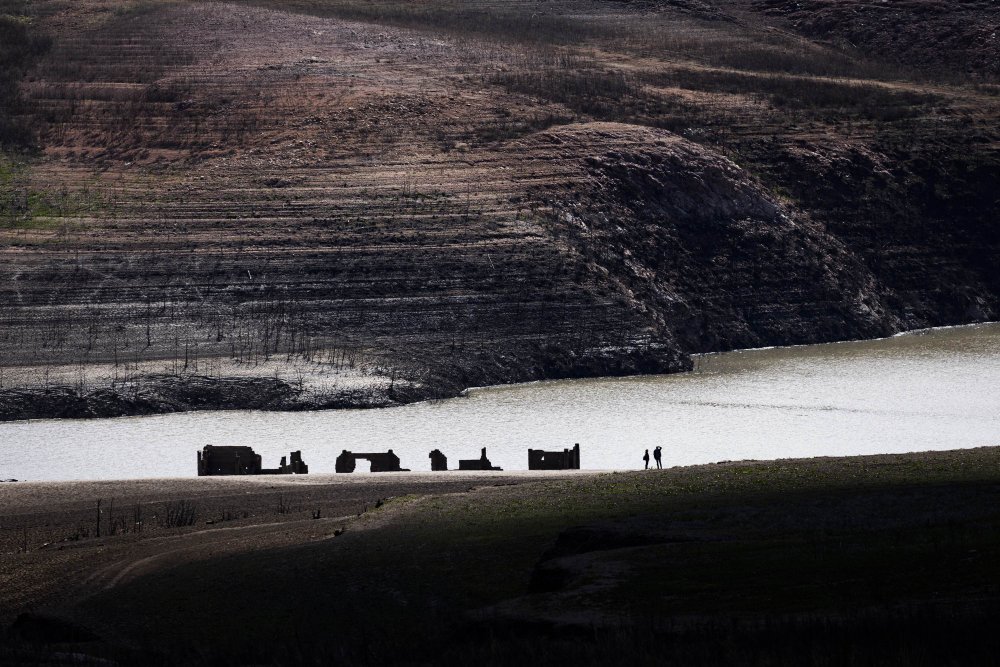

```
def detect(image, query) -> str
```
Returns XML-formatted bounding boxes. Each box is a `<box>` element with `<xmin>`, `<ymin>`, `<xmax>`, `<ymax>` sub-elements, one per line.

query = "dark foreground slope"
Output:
<box><xmin>1</xmin><ymin>0</ymin><xmax>998</xmax><ymax>419</ymax></box>
<box><xmin>3</xmin><ymin>448</ymin><xmax>999</xmax><ymax>665</ymax></box>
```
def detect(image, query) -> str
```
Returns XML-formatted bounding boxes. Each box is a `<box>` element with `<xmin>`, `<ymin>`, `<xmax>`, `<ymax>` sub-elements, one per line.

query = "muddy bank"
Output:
<box><xmin>0</xmin><ymin>337</ymin><xmax>688</xmax><ymax>420</ymax></box>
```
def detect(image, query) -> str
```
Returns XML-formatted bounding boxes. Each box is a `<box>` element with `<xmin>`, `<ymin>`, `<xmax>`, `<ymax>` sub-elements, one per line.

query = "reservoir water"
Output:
<box><xmin>1</xmin><ymin>323</ymin><xmax>998</xmax><ymax>481</ymax></box>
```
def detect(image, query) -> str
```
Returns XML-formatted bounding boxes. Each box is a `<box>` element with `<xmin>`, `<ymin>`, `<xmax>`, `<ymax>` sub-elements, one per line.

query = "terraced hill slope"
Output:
<box><xmin>1</xmin><ymin>0</ymin><xmax>998</xmax><ymax>418</ymax></box>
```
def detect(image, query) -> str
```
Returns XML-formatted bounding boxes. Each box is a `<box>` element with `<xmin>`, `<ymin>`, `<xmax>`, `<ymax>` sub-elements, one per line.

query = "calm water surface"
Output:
<box><xmin>1</xmin><ymin>323</ymin><xmax>998</xmax><ymax>481</ymax></box>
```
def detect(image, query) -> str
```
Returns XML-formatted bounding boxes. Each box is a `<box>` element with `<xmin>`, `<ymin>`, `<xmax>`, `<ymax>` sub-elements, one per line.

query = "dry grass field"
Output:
<box><xmin>0</xmin><ymin>0</ymin><xmax>997</xmax><ymax>419</ymax></box>
<box><xmin>2</xmin><ymin>448</ymin><xmax>999</xmax><ymax>664</ymax></box>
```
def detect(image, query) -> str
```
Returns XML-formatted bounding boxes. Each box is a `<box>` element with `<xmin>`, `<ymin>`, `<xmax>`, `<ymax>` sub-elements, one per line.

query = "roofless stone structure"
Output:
<box><xmin>197</xmin><ymin>445</ymin><xmax>308</xmax><ymax>476</ymax></box>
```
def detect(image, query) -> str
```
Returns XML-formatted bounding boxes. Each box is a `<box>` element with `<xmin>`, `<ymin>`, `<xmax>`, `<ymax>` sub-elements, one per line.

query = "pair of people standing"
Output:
<box><xmin>642</xmin><ymin>446</ymin><xmax>662</xmax><ymax>469</ymax></box>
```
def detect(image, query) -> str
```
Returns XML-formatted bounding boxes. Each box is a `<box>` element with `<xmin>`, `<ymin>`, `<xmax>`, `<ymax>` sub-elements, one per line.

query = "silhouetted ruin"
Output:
<box><xmin>336</xmin><ymin>449</ymin><xmax>409</xmax><ymax>473</ymax></box>
<box><xmin>528</xmin><ymin>443</ymin><xmax>581</xmax><ymax>470</ymax></box>
<box><xmin>198</xmin><ymin>445</ymin><xmax>260</xmax><ymax>475</ymax></box>
<box><xmin>458</xmin><ymin>447</ymin><xmax>502</xmax><ymax>471</ymax></box>
<box><xmin>197</xmin><ymin>445</ymin><xmax>308</xmax><ymax>476</ymax></box>
<box><xmin>429</xmin><ymin>449</ymin><xmax>448</xmax><ymax>471</ymax></box>
<box><xmin>271</xmin><ymin>450</ymin><xmax>308</xmax><ymax>475</ymax></box>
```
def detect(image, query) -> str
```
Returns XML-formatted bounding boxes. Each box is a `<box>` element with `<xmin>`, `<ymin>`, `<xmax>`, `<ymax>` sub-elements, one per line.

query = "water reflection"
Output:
<box><xmin>1</xmin><ymin>323</ymin><xmax>998</xmax><ymax>481</ymax></box>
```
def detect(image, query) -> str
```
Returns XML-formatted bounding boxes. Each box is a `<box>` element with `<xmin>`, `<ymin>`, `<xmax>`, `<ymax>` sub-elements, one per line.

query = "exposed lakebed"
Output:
<box><xmin>1</xmin><ymin>323</ymin><xmax>997</xmax><ymax>481</ymax></box>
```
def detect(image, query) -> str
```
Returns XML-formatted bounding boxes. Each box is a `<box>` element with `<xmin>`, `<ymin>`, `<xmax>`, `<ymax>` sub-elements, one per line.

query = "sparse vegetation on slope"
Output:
<box><xmin>0</xmin><ymin>0</ymin><xmax>997</xmax><ymax>419</ymax></box>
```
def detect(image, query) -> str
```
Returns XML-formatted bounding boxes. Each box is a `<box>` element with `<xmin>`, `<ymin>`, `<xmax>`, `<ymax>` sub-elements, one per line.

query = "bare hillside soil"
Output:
<box><xmin>0</xmin><ymin>0</ymin><xmax>998</xmax><ymax>419</ymax></box>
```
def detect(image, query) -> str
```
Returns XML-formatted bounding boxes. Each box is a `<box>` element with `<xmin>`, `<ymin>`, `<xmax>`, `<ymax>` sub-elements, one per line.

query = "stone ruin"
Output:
<box><xmin>429</xmin><ymin>449</ymin><xmax>448</xmax><ymax>471</ymax></box>
<box><xmin>336</xmin><ymin>449</ymin><xmax>409</xmax><ymax>473</ymax></box>
<box><xmin>272</xmin><ymin>450</ymin><xmax>308</xmax><ymax>475</ymax></box>
<box><xmin>528</xmin><ymin>443</ymin><xmax>581</xmax><ymax>470</ymax></box>
<box><xmin>198</xmin><ymin>445</ymin><xmax>260</xmax><ymax>475</ymax></box>
<box><xmin>194</xmin><ymin>444</ymin><xmax>578</xmax><ymax>475</ymax></box>
<box><xmin>427</xmin><ymin>447</ymin><xmax>502</xmax><ymax>471</ymax></box>
<box><xmin>458</xmin><ymin>447</ymin><xmax>502</xmax><ymax>471</ymax></box>
<box><xmin>197</xmin><ymin>445</ymin><xmax>308</xmax><ymax>476</ymax></box>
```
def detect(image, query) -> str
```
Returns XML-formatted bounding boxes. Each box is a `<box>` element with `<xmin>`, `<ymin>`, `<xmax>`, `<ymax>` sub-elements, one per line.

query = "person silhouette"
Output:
<box><xmin>653</xmin><ymin>446</ymin><xmax>662</xmax><ymax>469</ymax></box>
<box><xmin>643</xmin><ymin>449</ymin><xmax>650</xmax><ymax>470</ymax></box>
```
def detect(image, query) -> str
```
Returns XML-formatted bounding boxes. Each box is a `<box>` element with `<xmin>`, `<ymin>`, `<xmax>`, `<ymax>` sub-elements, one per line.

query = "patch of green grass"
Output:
<box><xmin>26</xmin><ymin>186</ymin><xmax>104</xmax><ymax>219</ymax></box>
<box><xmin>0</xmin><ymin>153</ymin><xmax>29</xmax><ymax>223</ymax></box>
<box><xmin>1</xmin><ymin>153</ymin><xmax>105</xmax><ymax>229</ymax></box>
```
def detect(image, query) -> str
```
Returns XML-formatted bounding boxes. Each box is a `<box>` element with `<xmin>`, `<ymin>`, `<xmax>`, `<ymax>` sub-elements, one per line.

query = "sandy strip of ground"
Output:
<box><xmin>0</xmin><ymin>470</ymin><xmax>593</xmax><ymax>514</ymax></box>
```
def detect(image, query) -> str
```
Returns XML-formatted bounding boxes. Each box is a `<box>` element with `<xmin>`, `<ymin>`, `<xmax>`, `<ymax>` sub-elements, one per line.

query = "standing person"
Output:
<box><xmin>643</xmin><ymin>449</ymin><xmax>650</xmax><ymax>470</ymax></box>
<box><xmin>653</xmin><ymin>445</ymin><xmax>662</xmax><ymax>469</ymax></box>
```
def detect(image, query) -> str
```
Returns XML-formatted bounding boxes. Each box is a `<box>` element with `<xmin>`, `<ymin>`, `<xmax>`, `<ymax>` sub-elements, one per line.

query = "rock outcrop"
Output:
<box><xmin>526</xmin><ymin>123</ymin><xmax>902</xmax><ymax>352</ymax></box>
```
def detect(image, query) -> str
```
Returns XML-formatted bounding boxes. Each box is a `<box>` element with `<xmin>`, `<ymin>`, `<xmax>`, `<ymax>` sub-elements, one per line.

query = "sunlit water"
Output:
<box><xmin>1</xmin><ymin>323</ymin><xmax>998</xmax><ymax>481</ymax></box>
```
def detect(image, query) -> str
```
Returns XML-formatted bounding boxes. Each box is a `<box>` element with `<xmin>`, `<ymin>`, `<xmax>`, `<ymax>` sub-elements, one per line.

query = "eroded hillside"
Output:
<box><xmin>1</xmin><ymin>0</ymin><xmax>997</xmax><ymax>418</ymax></box>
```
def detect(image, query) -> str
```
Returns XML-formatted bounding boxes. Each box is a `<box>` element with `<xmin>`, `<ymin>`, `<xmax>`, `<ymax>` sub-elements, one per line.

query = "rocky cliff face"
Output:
<box><xmin>749</xmin><ymin>138</ymin><xmax>1000</xmax><ymax>329</ymax></box>
<box><xmin>529</xmin><ymin>123</ymin><xmax>904</xmax><ymax>353</ymax></box>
